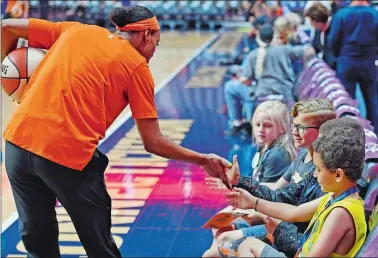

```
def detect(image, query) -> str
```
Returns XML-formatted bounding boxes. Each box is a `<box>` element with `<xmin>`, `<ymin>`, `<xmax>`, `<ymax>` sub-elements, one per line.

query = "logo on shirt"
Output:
<box><xmin>108</xmin><ymin>34</ymin><xmax>115</xmax><ymax>39</ymax></box>
<box><xmin>293</xmin><ymin>171</ymin><xmax>303</xmax><ymax>184</ymax></box>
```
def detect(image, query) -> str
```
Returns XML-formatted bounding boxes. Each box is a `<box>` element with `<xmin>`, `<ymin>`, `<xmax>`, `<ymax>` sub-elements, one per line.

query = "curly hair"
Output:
<box><xmin>313</xmin><ymin>118</ymin><xmax>365</xmax><ymax>181</ymax></box>
<box><xmin>109</xmin><ymin>5</ymin><xmax>154</xmax><ymax>27</ymax></box>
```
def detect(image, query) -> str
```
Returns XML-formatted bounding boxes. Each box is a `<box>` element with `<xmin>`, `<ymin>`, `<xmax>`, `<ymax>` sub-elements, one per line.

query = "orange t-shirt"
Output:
<box><xmin>276</xmin><ymin>7</ymin><xmax>283</xmax><ymax>17</ymax></box>
<box><xmin>3</xmin><ymin>18</ymin><xmax>158</xmax><ymax>171</ymax></box>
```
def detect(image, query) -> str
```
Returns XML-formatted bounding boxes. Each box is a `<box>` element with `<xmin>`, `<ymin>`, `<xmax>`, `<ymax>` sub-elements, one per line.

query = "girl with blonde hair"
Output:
<box><xmin>250</xmin><ymin>100</ymin><xmax>296</xmax><ymax>182</ymax></box>
<box><xmin>272</xmin><ymin>16</ymin><xmax>291</xmax><ymax>45</ymax></box>
<box><xmin>204</xmin><ymin>100</ymin><xmax>295</xmax><ymax>253</ymax></box>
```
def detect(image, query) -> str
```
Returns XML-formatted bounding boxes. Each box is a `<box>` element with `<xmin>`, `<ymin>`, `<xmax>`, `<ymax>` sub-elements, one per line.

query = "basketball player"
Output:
<box><xmin>1</xmin><ymin>6</ymin><xmax>232</xmax><ymax>257</ymax></box>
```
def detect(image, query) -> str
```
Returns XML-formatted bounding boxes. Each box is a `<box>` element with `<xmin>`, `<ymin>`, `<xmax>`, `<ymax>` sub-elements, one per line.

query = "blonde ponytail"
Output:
<box><xmin>255</xmin><ymin>34</ymin><xmax>268</xmax><ymax>79</ymax></box>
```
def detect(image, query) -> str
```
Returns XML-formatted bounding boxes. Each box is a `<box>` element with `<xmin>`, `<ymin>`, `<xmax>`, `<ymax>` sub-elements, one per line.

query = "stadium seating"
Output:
<box><xmin>22</xmin><ymin>1</ymin><xmax>339</xmax><ymax>32</ymax></box>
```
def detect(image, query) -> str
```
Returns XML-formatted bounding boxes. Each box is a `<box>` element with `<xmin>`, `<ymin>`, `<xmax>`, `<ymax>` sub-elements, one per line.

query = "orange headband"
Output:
<box><xmin>117</xmin><ymin>16</ymin><xmax>160</xmax><ymax>32</ymax></box>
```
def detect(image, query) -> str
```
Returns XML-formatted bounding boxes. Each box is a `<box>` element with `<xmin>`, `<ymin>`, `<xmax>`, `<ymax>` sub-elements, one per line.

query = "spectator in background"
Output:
<box><xmin>251</xmin><ymin>4</ymin><xmax>274</xmax><ymax>28</ymax></box>
<box><xmin>242</xmin><ymin>0</ymin><xmax>254</xmax><ymax>22</ymax></box>
<box><xmin>38</xmin><ymin>0</ymin><xmax>49</xmax><ymax>20</ymax></box>
<box><xmin>3</xmin><ymin>0</ymin><xmax>29</xmax><ymax>48</ymax></box>
<box><xmin>65</xmin><ymin>0</ymin><xmax>88</xmax><ymax>23</ymax></box>
<box><xmin>272</xmin><ymin>15</ymin><xmax>290</xmax><ymax>45</ymax></box>
<box><xmin>285</xmin><ymin>12</ymin><xmax>311</xmax><ymax>45</ymax></box>
<box><xmin>328</xmin><ymin>0</ymin><xmax>378</xmax><ymax>135</ymax></box>
<box><xmin>224</xmin><ymin>24</ymin><xmax>315</xmax><ymax>136</ymax></box>
<box><xmin>273</xmin><ymin>12</ymin><xmax>309</xmax><ymax>46</ymax></box>
<box><xmin>4</xmin><ymin>0</ymin><xmax>29</xmax><ymax>19</ymax></box>
<box><xmin>245</xmin><ymin>2</ymin><xmax>276</xmax><ymax>49</ymax></box>
<box><xmin>305</xmin><ymin>2</ymin><xmax>336</xmax><ymax>70</ymax></box>
<box><xmin>248</xmin><ymin>0</ymin><xmax>269</xmax><ymax>21</ymax></box>
<box><xmin>273</xmin><ymin>0</ymin><xmax>283</xmax><ymax>17</ymax></box>
<box><xmin>331</xmin><ymin>0</ymin><xmax>339</xmax><ymax>15</ymax></box>
<box><xmin>94</xmin><ymin>1</ymin><xmax>107</xmax><ymax>28</ymax></box>
<box><xmin>304</xmin><ymin>0</ymin><xmax>332</xmax><ymax>13</ymax></box>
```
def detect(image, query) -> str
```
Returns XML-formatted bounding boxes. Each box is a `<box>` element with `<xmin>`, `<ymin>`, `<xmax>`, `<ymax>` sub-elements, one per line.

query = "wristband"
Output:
<box><xmin>255</xmin><ymin>198</ymin><xmax>260</xmax><ymax>211</ymax></box>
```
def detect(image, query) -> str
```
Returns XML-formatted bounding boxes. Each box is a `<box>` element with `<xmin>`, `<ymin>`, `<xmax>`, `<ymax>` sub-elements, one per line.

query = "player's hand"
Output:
<box><xmin>201</xmin><ymin>154</ymin><xmax>232</xmax><ymax>189</ymax></box>
<box><xmin>226</xmin><ymin>187</ymin><xmax>256</xmax><ymax>210</ymax></box>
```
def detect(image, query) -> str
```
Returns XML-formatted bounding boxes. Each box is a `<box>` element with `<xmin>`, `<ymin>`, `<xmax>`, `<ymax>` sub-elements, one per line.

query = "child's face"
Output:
<box><xmin>313</xmin><ymin>151</ymin><xmax>338</xmax><ymax>192</ymax></box>
<box><xmin>291</xmin><ymin>113</ymin><xmax>320</xmax><ymax>149</ymax></box>
<box><xmin>252</xmin><ymin>111</ymin><xmax>280</xmax><ymax>146</ymax></box>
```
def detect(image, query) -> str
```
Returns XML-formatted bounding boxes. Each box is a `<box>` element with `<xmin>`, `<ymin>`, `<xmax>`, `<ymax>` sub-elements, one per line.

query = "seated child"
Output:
<box><xmin>205</xmin><ymin>100</ymin><xmax>295</xmax><ymax>248</ymax></box>
<box><xmin>223</xmin><ymin>117</ymin><xmax>367</xmax><ymax>257</ymax></box>
<box><xmin>204</xmin><ymin>98</ymin><xmax>336</xmax><ymax>257</ymax></box>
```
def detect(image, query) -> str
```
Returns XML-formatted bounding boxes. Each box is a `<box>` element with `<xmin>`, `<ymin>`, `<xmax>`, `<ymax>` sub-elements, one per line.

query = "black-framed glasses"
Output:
<box><xmin>291</xmin><ymin>123</ymin><xmax>320</xmax><ymax>134</ymax></box>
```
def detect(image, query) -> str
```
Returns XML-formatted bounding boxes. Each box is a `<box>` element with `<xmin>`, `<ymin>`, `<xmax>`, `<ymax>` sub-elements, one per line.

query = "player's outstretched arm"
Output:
<box><xmin>135</xmin><ymin>118</ymin><xmax>232</xmax><ymax>187</ymax></box>
<box><xmin>1</xmin><ymin>19</ymin><xmax>29</xmax><ymax>61</ymax></box>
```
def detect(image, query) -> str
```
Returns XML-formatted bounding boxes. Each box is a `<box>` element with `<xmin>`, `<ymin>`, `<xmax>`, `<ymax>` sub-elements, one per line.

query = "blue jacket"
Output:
<box><xmin>328</xmin><ymin>5</ymin><xmax>378</xmax><ymax>59</ymax></box>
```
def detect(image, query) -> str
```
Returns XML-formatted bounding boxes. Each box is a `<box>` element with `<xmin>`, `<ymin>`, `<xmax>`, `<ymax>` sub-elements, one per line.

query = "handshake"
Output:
<box><xmin>202</xmin><ymin>155</ymin><xmax>240</xmax><ymax>191</ymax></box>
<box><xmin>202</xmin><ymin>154</ymin><xmax>258</xmax><ymax>211</ymax></box>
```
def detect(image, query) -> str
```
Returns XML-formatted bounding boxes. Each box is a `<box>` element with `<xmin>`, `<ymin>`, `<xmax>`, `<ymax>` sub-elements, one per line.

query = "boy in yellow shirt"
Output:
<box><xmin>224</xmin><ymin>117</ymin><xmax>367</xmax><ymax>257</ymax></box>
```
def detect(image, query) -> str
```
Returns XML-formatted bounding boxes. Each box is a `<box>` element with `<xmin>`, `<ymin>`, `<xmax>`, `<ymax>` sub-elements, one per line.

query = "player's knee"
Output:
<box><xmin>216</xmin><ymin>232</ymin><xmax>232</xmax><ymax>244</ymax></box>
<box><xmin>214</xmin><ymin>225</ymin><xmax>235</xmax><ymax>241</ymax></box>
<box><xmin>202</xmin><ymin>248</ymin><xmax>220</xmax><ymax>258</ymax></box>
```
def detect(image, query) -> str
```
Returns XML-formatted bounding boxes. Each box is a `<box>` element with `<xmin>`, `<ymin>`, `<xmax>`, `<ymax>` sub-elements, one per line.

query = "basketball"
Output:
<box><xmin>1</xmin><ymin>47</ymin><xmax>46</xmax><ymax>103</ymax></box>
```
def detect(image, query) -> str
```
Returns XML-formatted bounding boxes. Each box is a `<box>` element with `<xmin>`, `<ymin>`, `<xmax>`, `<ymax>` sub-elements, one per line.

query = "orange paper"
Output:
<box><xmin>202</xmin><ymin>209</ymin><xmax>254</xmax><ymax>229</ymax></box>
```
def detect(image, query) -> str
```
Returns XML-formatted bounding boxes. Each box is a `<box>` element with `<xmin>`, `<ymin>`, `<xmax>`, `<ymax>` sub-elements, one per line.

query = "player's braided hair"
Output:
<box><xmin>109</xmin><ymin>5</ymin><xmax>154</xmax><ymax>27</ymax></box>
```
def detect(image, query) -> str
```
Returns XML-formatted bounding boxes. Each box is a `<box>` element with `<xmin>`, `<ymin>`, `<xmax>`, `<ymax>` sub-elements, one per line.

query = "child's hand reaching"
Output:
<box><xmin>226</xmin><ymin>187</ymin><xmax>256</xmax><ymax>210</ymax></box>
<box><xmin>205</xmin><ymin>177</ymin><xmax>229</xmax><ymax>190</ymax></box>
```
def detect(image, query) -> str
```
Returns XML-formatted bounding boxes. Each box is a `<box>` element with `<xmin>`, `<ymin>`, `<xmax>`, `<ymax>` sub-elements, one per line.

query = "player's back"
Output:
<box><xmin>26</xmin><ymin>23</ymin><xmax>147</xmax><ymax>125</ymax></box>
<box><xmin>42</xmin><ymin>23</ymin><xmax>145</xmax><ymax>90</ymax></box>
<box><xmin>4</xmin><ymin>22</ymin><xmax>148</xmax><ymax>170</ymax></box>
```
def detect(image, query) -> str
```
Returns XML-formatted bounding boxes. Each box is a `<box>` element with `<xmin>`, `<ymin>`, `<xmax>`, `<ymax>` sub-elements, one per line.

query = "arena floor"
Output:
<box><xmin>1</xmin><ymin>30</ymin><xmax>254</xmax><ymax>257</ymax></box>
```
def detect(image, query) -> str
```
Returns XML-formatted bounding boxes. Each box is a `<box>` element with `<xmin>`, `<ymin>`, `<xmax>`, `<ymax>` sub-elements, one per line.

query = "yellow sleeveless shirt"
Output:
<box><xmin>299</xmin><ymin>192</ymin><xmax>367</xmax><ymax>257</ymax></box>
